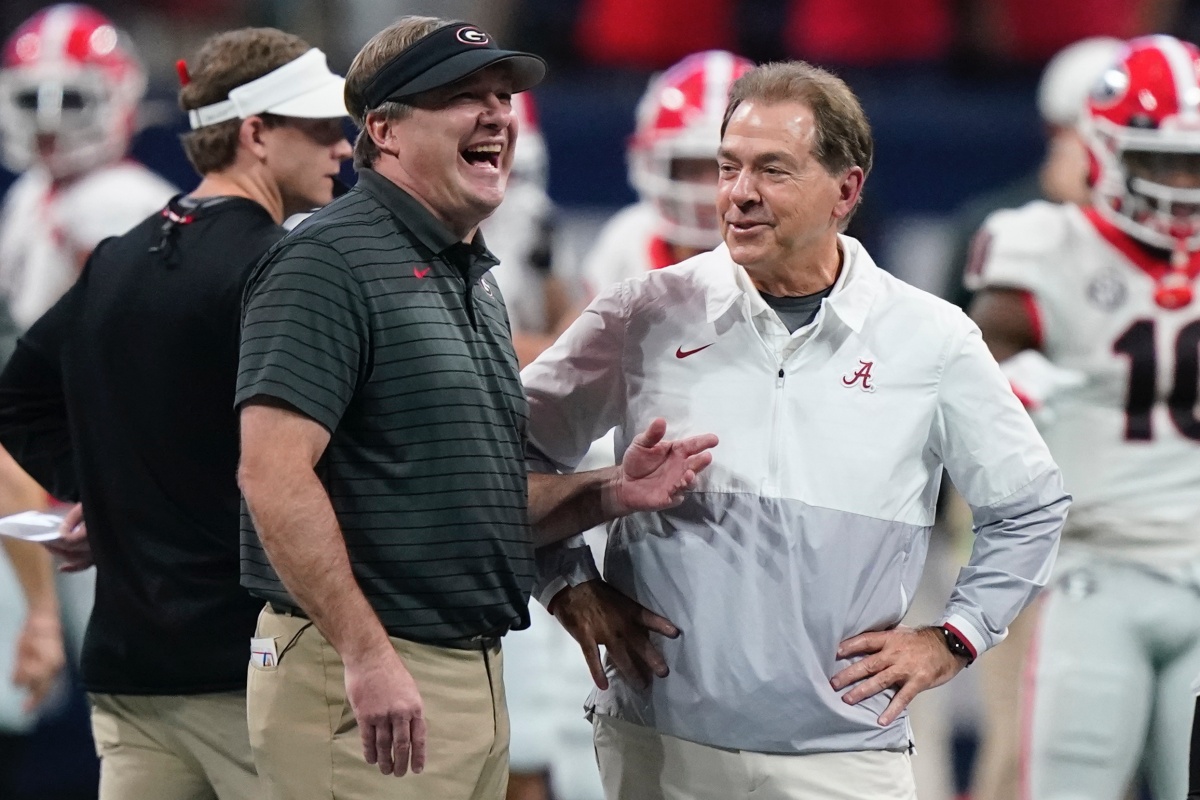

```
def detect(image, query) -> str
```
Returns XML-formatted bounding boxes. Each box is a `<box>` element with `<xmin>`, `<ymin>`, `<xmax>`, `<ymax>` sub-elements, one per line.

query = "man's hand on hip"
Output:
<box><xmin>829</xmin><ymin>625</ymin><xmax>967</xmax><ymax>726</ymax></box>
<box><xmin>343</xmin><ymin>647</ymin><xmax>427</xmax><ymax>777</ymax></box>
<box><xmin>550</xmin><ymin>579</ymin><xmax>679</xmax><ymax>690</ymax></box>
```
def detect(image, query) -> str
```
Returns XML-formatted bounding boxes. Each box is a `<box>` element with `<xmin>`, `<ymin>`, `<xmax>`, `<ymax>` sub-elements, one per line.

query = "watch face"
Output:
<box><xmin>941</xmin><ymin>627</ymin><xmax>972</xmax><ymax>661</ymax></box>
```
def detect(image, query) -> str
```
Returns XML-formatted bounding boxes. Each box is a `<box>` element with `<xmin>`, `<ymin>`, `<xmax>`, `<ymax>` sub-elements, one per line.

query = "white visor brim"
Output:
<box><xmin>188</xmin><ymin>48</ymin><xmax>347</xmax><ymax>129</ymax></box>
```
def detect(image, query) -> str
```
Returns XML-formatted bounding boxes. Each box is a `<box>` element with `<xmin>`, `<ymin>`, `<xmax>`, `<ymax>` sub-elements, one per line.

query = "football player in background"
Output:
<box><xmin>580</xmin><ymin>49</ymin><xmax>753</xmax><ymax>298</ymax></box>
<box><xmin>967</xmin><ymin>35</ymin><xmax>1200</xmax><ymax>800</ymax></box>
<box><xmin>960</xmin><ymin>35</ymin><xmax>1124</xmax><ymax>800</ymax></box>
<box><xmin>483</xmin><ymin>91</ymin><xmax>573</xmax><ymax>369</ymax></box>
<box><xmin>945</xmin><ymin>36</ymin><xmax>1123</xmax><ymax>308</ymax></box>
<box><xmin>0</xmin><ymin>3</ymin><xmax>175</xmax><ymax>337</ymax></box>
<box><xmin>0</xmin><ymin>3</ymin><xmax>174</xmax><ymax>782</ymax></box>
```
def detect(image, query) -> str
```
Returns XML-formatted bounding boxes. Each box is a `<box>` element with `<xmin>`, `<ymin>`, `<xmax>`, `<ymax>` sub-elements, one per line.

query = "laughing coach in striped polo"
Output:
<box><xmin>234</xmin><ymin>15</ymin><xmax>717</xmax><ymax>800</ymax></box>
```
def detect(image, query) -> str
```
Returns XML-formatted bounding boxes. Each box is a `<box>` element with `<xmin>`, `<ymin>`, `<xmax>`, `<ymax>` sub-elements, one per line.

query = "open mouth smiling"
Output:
<box><xmin>462</xmin><ymin>142</ymin><xmax>501</xmax><ymax>170</ymax></box>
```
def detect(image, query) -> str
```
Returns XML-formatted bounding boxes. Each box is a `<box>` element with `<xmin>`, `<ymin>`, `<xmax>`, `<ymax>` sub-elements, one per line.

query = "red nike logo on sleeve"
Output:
<box><xmin>676</xmin><ymin>343</ymin><xmax>714</xmax><ymax>359</ymax></box>
<box><xmin>413</xmin><ymin>267</ymin><xmax>431</xmax><ymax>279</ymax></box>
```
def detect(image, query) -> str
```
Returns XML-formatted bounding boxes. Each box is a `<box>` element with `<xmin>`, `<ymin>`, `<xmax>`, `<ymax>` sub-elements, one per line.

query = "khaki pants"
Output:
<box><xmin>90</xmin><ymin>690</ymin><xmax>259</xmax><ymax>800</ymax></box>
<box><xmin>594</xmin><ymin>713</ymin><xmax>917</xmax><ymax>800</ymax></box>
<box><xmin>247</xmin><ymin>605</ymin><xmax>508</xmax><ymax>800</ymax></box>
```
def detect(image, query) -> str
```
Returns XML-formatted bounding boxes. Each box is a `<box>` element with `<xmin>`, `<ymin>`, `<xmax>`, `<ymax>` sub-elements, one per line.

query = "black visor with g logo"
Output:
<box><xmin>360</xmin><ymin>23</ymin><xmax>546</xmax><ymax>112</ymax></box>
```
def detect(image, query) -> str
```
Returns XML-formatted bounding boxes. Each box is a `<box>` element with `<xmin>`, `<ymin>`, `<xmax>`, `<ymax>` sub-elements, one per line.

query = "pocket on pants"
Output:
<box><xmin>88</xmin><ymin>695</ymin><xmax>120</xmax><ymax>755</ymax></box>
<box><xmin>249</xmin><ymin>636</ymin><xmax>279</xmax><ymax>672</ymax></box>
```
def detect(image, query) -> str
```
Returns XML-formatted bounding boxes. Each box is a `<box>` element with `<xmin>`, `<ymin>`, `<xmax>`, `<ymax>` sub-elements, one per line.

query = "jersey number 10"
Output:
<box><xmin>1113</xmin><ymin>319</ymin><xmax>1200</xmax><ymax>441</ymax></box>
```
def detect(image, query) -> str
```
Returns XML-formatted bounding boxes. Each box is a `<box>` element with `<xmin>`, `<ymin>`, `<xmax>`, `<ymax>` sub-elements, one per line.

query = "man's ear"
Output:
<box><xmin>365</xmin><ymin>111</ymin><xmax>401</xmax><ymax>158</ymax></box>
<box><xmin>238</xmin><ymin>116</ymin><xmax>270</xmax><ymax>160</ymax></box>
<box><xmin>832</xmin><ymin>165</ymin><xmax>865</xmax><ymax>224</ymax></box>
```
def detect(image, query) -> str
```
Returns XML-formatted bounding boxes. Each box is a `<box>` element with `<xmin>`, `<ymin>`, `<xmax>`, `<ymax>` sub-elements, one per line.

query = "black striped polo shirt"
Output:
<box><xmin>236</xmin><ymin>169</ymin><xmax>533</xmax><ymax>643</ymax></box>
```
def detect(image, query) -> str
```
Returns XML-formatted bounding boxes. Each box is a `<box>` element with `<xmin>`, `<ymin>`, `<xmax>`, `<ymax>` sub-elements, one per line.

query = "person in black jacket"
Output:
<box><xmin>0</xmin><ymin>27</ymin><xmax>350</xmax><ymax>800</ymax></box>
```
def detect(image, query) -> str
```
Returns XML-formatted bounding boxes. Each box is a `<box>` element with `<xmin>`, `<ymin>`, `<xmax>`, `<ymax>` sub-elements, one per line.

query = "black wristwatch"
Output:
<box><xmin>938</xmin><ymin>625</ymin><xmax>975</xmax><ymax>666</ymax></box>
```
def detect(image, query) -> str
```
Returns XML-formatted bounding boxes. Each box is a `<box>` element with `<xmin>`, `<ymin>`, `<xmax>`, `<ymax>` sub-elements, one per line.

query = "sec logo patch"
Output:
<box><xmin>1086</xmin><ymin>269</ymin><xmax>1127</xmax><ymax>310</ymax></box>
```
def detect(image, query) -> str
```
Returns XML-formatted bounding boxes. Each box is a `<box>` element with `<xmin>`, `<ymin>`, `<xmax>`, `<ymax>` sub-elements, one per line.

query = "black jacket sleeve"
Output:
<box><xmin>0</xmin><ymin>281</ymin><xmax>79</xmax><ymax>501</ymax></box>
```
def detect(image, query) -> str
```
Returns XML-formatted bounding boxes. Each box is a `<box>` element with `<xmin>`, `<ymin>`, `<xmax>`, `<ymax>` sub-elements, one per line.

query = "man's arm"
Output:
<box><xmin>0</xmin><ymin>308</ymin><xmax>70</xmax><ymax>710</ymax></box>
<box><xmin>527</xmin><ymin>418</ymin><xmax>716</xmax><ymax>688</ymax></box>
<box><xmin>968</xmin><ymin>287</ymin><xmax>1039</xmax><ymax>361</ymax></box>
<box><xmin>970</xmin><ymin>287</ymin><xmax>1084</xmax><ymax>412</ymax></box>
<box><xmin>0</xmin><ymin>282</ymin><xmax>80</xmax><ymax>501</ymax></box>
<box><xmin>521</xmin><ymin>281</ymin><xmax>714</xmax><ymax>689</ymax></box>
<box><xmin>0</xmin><ymin>444</ymin><xmax>48</xmax><ymax>515</ymax></box>
<box><xmin>0</xmin><ymin>448</ymin><xmax>63</xmax><ymax>710</ymax></box>
<box><xmin>528</xmin><ymin>418</ymin><xmax>717</xmax><ymax>547</ymax></box>
<box><xmin>2</xmin><ymin>537</ymin><xmax>63</xmax><ymax>711</ymax></box>
<box><xmin>832</xmin><ymin>323</ymin><xmax>1068</xmax><ymax>724</ymax></box>
<box><xmin>238</xmin><ymin>402</ymin><xmax>425</xmax><ymax>778</ymax></box>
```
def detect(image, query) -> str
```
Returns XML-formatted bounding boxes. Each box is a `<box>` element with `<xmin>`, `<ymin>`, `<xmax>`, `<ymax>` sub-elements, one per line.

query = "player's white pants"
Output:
<box><xmin>594</xmin><ymin>713</ymin><xmax>917</xmax><ymax>800</ymax></box>
<box><xmin>1023</xmin><ymin>556</ymin><xmax>1200</xmax><ymax>800</ymax></box>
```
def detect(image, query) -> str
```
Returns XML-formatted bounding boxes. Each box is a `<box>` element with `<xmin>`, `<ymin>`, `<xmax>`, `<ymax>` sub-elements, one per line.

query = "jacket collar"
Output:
<box><xmin>702</xmin><ymin>235</ymin><xmax>880</xmax><ymax>334</ymax></box>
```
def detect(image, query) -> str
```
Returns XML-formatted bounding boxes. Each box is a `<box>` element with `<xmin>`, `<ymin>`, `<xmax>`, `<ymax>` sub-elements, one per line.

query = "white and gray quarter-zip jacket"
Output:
<box><xmin>521</xmin><ymin>235</ymin><xmax>1069</xmax><ymax>755</ymax></box>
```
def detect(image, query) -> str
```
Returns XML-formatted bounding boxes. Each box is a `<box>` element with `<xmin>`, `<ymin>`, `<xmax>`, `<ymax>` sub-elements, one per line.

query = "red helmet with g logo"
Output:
<box><xmin>628</xmin><ymin>50</ymin><xmax>754</xmax><ymax>249</ymax></box>
<box><xmin>1083</xmin><ymin>35</ymin><xmax>1200</xmax><ymax>257</ymax></box>
<box><xmin>0</xmin><ymin>3</ymin><xmax>146</xmax><ymax>178</ymax></box>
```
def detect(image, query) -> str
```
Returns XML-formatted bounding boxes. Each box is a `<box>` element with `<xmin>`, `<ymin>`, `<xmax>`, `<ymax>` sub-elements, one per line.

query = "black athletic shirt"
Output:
<box><xmin>0</xmin><ymin>196</ymin><xmax>282</xmax><ymax>694</ymax></box>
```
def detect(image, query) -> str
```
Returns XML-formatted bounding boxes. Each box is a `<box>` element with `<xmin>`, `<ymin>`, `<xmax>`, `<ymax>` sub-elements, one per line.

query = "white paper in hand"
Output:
<box><xmin>0</xmin><ymin>510</ymin><xmax>67</xmax><ymax>543</ymax></box>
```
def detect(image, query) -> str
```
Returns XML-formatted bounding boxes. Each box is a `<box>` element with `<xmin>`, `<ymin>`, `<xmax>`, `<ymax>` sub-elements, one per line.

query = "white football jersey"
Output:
<box><xmin>482</xmin><ymin>180</ymin><xmax>557</xmax><ymax>335</ymax></box>
<box><xmin>0</xmin><ymin>162</ymin><xmax>176</xmax><ymax>329</ymax></box>
<box><xmin>967</xmin><ymin>200</ymin><xmax>1200</xmax><ymax>571</ymax></box>
<box><xmin>581</xmin><ymin>201</ymin><xmax>680</xmax><ymax>296</ymax></box>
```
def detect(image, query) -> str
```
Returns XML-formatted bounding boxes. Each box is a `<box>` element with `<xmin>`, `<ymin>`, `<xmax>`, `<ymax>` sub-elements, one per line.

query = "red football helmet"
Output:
<box><xmin>628</xmin><ymin>50</ymin><xmax>754</xmax><ymax>249</ymax></box>
<box><xmin>510</xmin><ymin>91</ymin><xmax>548</xmax><ymax>191</ymax></box>
<box><xmin>1084</xmin><ymin>36</ymin><xmax>1200</xmax><ymax>267</ymax></box>
<box><xmin>0</xmin><ymin>4</ymin><xmax>145</xmax><ymax>178</ymax></box>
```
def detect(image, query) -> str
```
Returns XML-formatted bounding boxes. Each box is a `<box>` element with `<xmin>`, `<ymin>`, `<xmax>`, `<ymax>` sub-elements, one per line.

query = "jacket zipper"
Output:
<box><xmin>746</xmin><ymin>311</ymin><xmax>786</xmax><ymax>495</ymax></box>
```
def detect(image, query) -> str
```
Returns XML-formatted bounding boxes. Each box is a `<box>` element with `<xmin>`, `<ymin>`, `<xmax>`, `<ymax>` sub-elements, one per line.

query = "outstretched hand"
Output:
<box><xmin>606</xmin><ymin>418</ymin><xmax>717</xmax><ymax>517</ymax></box>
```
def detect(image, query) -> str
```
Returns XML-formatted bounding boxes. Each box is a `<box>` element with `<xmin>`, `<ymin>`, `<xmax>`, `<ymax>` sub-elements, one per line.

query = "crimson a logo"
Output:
<box><xmin>841</xmin><ymin>360</ymin><xmax>876</xmax><ymax>392</ymax></box>
<box><xmin>456</xmin><ymin>27</ymin><xmax>490</xmax><ymax>45</ymax></box>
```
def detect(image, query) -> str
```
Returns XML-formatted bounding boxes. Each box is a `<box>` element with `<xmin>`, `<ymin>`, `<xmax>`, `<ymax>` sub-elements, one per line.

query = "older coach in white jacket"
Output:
<box><xmin>523</xmin><ymin>60</ymin><xmax>1069</xmax><ymax>800</ymax></box>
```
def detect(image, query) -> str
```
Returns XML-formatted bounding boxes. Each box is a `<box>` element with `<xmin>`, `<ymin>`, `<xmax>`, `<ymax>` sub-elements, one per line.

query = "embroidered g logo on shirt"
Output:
<box><xmin>842</xmin><ymin>360</ymin><xmax>876</xmax><ymax>392</ymax></box>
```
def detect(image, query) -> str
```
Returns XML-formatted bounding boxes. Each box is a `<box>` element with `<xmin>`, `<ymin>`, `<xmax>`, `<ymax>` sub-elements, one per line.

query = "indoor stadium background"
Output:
<box><xmin>2</xmin><ymin>1</ymin><xmax>1198</xmax><ymax>798</ymax></box>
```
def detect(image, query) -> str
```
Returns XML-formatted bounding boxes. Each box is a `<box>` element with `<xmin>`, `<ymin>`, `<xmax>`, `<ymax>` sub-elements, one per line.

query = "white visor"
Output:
<box><xmin>188</xmin><ymin>48</ymin><xmax>346</xmax><ymax>130</ymax></box>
